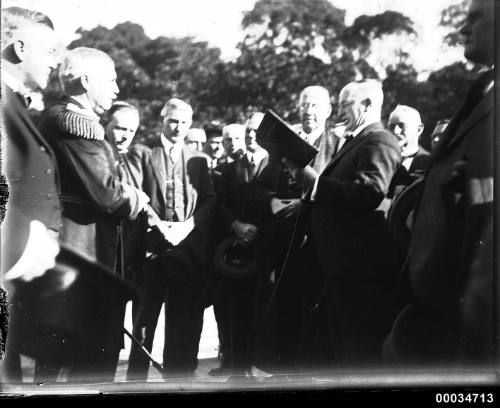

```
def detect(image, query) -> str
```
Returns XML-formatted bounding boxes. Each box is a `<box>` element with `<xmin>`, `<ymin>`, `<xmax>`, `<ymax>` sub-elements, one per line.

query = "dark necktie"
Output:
<box><xmin>343</xmin><ymin>134</ymin><xmax>353</xmax><ymax>147</ymax></box>
<box><xmin>333</xmin><ymin>134</ymin><xmax>353</xmax><ymax>156</ymax></box>
<box><xmin>248</xmin><ymin>155</ymin><xmax>255</xmax><ymax>171</ymax></box>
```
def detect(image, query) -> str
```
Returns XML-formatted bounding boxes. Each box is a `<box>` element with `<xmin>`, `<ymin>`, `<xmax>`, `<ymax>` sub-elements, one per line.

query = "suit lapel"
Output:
<box><xmin>254</xmin><ymin>154</ymin><xmax>269</xmax><ymax>180</ymax></box>
<box><xmin>436</xmin><ymin>88</ymin><xmax>493</xmax><ymax>157</ymax></box>
<box><xmin>322</xmin><ymin>122</ymin><xmax>380</xmax><ymax>175</ymax></box>
<box><xmin>5</xmin><ymin>87</ymin><xmax>54</xmax><ymax>154</ymax></box>
<box><xmin>182</xmin><ymin>146</ymin><xmax>195</xmax><ymax>218</ymax></box>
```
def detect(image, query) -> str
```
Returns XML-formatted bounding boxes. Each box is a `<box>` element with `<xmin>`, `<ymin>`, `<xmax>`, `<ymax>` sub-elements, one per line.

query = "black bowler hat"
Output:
<box><xmin>213</xmin><ymin>237</ymin><xmax>257</xmax><ymax>278</ymax></box>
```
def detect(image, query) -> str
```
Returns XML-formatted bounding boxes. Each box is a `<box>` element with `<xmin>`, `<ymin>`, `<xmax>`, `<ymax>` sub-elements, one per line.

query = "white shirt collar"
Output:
<box><xmin>2</xmin><ymin>69</ymin><xmax>30</xmax><ymax>96</ymax></box>
<box><xmin>350</xmin><ymin>119</ymin><xmax>379</xmax><ymax>138</ymax></box>
<box><xmin>161</xmin><ymin>134</ymin><xmax>183</xmax><ymax>163</ymax></box>
<box><xmin>246</xmin><ymin>147</ymin><xmax>267</xmax><ymax>165</ymax></box>
<box><xmin>299</xmin><ymin>127</ymin><xmax>324</xmax><ymax>145</ymax></box>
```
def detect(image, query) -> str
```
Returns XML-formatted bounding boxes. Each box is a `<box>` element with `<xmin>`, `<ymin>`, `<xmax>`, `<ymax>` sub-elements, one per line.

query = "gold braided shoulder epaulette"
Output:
<box><xmin>54</xmin><ymin>108</ymin><xmax>105</xmax><ymax>141</ymax></box>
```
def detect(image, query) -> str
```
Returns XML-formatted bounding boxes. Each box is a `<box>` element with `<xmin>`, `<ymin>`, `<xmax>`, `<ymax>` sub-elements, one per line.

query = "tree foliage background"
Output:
<box><xmin>42</xmin><ymin>0</ymin><xmax>478</xmax><ymax>148</ymax></box>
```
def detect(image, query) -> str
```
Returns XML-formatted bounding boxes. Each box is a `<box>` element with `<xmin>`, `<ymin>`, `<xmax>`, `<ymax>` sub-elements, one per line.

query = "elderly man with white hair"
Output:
<box><xmin>38</xmin><ymin>47</ymin><xmax>150</xmax><ymax>382</ymax></box>
<box><xmin>127</xmin><ymin>98</ymin><xmax>215</xmax><ymax>380</ymax></box>
<box><xmin>221</xmin><ymin>123</ymin><xmax>246</xmax><ymax>164</ymax></box>
<box><xmin>388</xmin><ymin>105</ymin><xmax>430</xmax><ymax>181</ymax></box>
<box><xmin>296</xmin><ymin>79</ymin><xmax>401</xmax><ymax>368</ymax></box>
<box><xmin>249</xmin><ymin>85</ymin><xmax>339</xmax><ymax>375</ymax></box>
<box><xmin>386</xmin><ymin>105</ymin><xmax>431</xmax><ymax>200</ymax></box>
<box><xmin>185</xmin><ymin>128</ymin><xmax>206</xmax><ymax>152</ymax></box>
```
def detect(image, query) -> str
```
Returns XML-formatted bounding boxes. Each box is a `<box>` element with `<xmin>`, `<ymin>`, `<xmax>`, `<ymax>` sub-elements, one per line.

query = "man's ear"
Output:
<box><xmin>79</xmin><ymin>74</ymin><xmax>90</xmax><ymax>92</ymax></box>
<box><xmin>361</xmin><ymin>98</ymin><xmax>372</xmax><ymax>111</ymax></box>
<box><xmin>417</xmin><ymin>123</ymin><xmax>424</xmax><ymax>136</ymax></box>
<box><xmin>326</xmin><ymin>104</ymin><xmax>332</xmax><ymax>118</ymax></box>
<box><xmin>12</xmin><ymin>40</ymin><xmax>26</xmax><ymax>62</ymax></box>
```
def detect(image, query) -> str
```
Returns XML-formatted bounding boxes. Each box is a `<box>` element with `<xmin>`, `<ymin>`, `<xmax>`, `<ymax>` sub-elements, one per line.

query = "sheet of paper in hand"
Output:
<box><xmin>256</xmin><ymin>109</ymin><xmax>319</xmax><ymax>168</ymax></box>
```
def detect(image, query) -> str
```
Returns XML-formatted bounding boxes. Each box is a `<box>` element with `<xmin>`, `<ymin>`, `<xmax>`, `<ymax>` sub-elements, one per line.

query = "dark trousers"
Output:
<box><xmin>1</xmin><ymin>298</ymin><xmax>123</xmax><ymax>383</ymax></box>
<box><xmin>211</xmin><ymin>274</ymin><xmax>256</xmax><ymax>372</ymax></box>
<box><xmin>127</xmin><ymin>256</ymin><xmax>205</xmax><ymax>380</ymax></box>
<box><xmin>252</xmin><ymin>218</ymin><xmax>319</xmax><ymax>374</ymax></box>
<box><xmin>324</xmin><ymin>276</ymin><xmax>399</xmax><ymax>369</ymax></box>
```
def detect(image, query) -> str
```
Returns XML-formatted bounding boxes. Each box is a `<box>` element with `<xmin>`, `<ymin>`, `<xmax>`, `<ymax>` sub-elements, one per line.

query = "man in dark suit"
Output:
<box><xmin>250</xmin><ymin>86</ymin><xmax>339</xmax><ymax>375</ymax></box>
<box><xmin>292</xmin><ymin>79</ymin><xmax>401</xmax><ymax>368</ymax></box>
<box><xmin>127</xmin><ymin>98</ymin><xmax>215</xmax><ymax>379</ymax></box>
<box><xmin>0</xmin><ymin>7</ymin><xmax>62</xmax><ymax>382</ymax></box>
<box><xmin>38</xmin><ymin>47</ymin><xmax>150</xmax><ymax>382</ymax></box>
<box><xmin>209</xmin><ymin>113</ymin><xmax>268</xmax><ymax>376</ymax></box>
<box><xmin>387</xmin><ymin>104</ymin><xmax>430</xmax><ymax>197</ymax></box>
<box><xmin>202</xmin><ymin>121</ymin><xmax>225</xmax><ymax>173</ymax></box>
<box><xmin>104</xmin><ymin>102</ymin><xmax>147</xmax><ymax>290</ymax></box>
<box><xmin>385</xmin><ymin>0</ymin><xmax>494</xmax><ymax>368</ymax></box>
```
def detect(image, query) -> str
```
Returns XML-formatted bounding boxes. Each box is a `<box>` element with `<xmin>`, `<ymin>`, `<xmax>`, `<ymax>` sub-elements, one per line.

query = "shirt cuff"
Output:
<box><xmin>310</xmin><ymin>176</ymin><xmax>320</xmax><ymax>201</ymax></box>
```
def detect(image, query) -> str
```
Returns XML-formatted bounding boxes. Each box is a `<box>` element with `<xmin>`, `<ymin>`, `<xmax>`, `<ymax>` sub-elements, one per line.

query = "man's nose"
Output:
<box><xmin>305</xmin><ymin>105</ymin><xmax>315</xmax><ymax>114</ymax></box>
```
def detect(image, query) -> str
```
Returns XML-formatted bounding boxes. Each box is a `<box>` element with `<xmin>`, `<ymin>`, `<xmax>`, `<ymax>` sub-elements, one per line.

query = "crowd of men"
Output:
<box><xmin>0</xmin><ymin>0</ymin><xmax>494</xmax><ymax>383</ymax></box>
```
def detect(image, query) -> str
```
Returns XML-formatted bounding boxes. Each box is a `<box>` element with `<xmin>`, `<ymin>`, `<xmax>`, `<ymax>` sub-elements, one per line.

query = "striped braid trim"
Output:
<box><xmin>54</xmin><ymin>109</ymin><xmax>105</xmax><ymax>141</ymax></box>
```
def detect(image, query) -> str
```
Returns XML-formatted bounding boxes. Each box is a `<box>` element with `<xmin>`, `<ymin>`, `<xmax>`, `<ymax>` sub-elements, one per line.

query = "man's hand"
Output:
<box><xmin>275</xmin><ymin>198</ymin><xmax>301</xmax><ymax>218</ymax></box>
<box><xmin>270</xmin><ymin>197</ymin><xmax>289</xmax><ymax>215</ymax></box>
<box><xmin>281</xmin><ymin>157</ymin><xmax>300</xmax><ymax>177</ymax></box>
<box><xmin>136</xmin><ymin>189</ymin><xmax>151</xmax><ymax>212</ymax></box>
<box><xmin>231</xmin><ymin>220</ymin><xmax>258</xmax><ymax>245</ymax></box>
<box><xmin>270</xmin><ymin>197</ymin><xmax>301</xmax><ymax>218</ymax></box>
<box><xmin>4</xmin><ymin>220</ymin><xmax>60</xmax><ymax>282</ymax></box>
<box><xmin>160</xmin><ymin>218</ymin><xmax>195</xmax><ymax>246</ymax></box>
<box><xmin>281</xmin><ymin>158</ymin><xmax>318</xmax><ymax>190</ymax></box>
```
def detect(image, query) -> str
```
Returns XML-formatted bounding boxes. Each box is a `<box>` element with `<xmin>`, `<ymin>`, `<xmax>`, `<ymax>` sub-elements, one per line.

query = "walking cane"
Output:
<box><xmin>123</xmin><ymin>327</ymin><xmax>164</xmax><ymax>375</ymax></box>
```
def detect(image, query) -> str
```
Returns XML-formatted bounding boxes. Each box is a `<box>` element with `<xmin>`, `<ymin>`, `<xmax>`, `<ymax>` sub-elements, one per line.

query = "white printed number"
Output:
<box><xmin>435</xmin><ymin>393</ymin><xmax>494</xmax><ymax>404</ymax></box>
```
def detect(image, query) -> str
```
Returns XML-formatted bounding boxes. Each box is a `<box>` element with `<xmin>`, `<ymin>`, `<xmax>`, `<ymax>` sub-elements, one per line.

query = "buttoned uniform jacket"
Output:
<box><xmin>39</xmin><ymin>97</ymin><xmax>141</xmax><ymax>271</ymax></box>
<box><xmin>311</xmin><ymin>122</ymin><xmax>401</xmax><ymax>281</ymax></box>
<box><xmin>1</xmin><ymin>85</ymin><xmax>62</xmax><ymax>274</ymax></box>
<box><xmin>128</xmin><ymin>142</ymin><xmax>216</xmax><ymax>268</ymax></box>
<box><xmin>390</xmin><ymin>77</ymin><xmax>494</xmax><ymax>365</ymax></box>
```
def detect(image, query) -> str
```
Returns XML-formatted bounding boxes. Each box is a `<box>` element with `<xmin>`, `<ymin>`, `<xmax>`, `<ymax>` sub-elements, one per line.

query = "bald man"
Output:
<box><xmin>250</xmin><ymin>86</ymin><xmax>339</xmax><ymax>375</ymax></box>
<box><xmin>221</xmin><ymin>123</ymin><xmax>246</xmax><ymax>164</ymax></box>
<box><xmin>39</xmin><ymin>47</ymin><xmax>150</xmax><ymax>382</ymax></box>
<box><xmin>297</xmin><ymin>79</ymin><xmax>401</xmax><ymax>368</ymax></box>
<box><xmin>185</xmin><ymin>128</ymin><xmax>207</xmax><ymax>152</ymax></box>
<box><xmin>388</xmin><ymin>105</ymin><xmax>430</xmax><ymax>189</ymax></box>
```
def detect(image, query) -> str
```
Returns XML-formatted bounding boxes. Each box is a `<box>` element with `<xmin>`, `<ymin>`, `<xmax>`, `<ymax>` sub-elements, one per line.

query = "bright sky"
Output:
<box><xmin>3</xmin><ymin>0</ymin><xmax>464</xmax><ymax>73</ymax></box>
